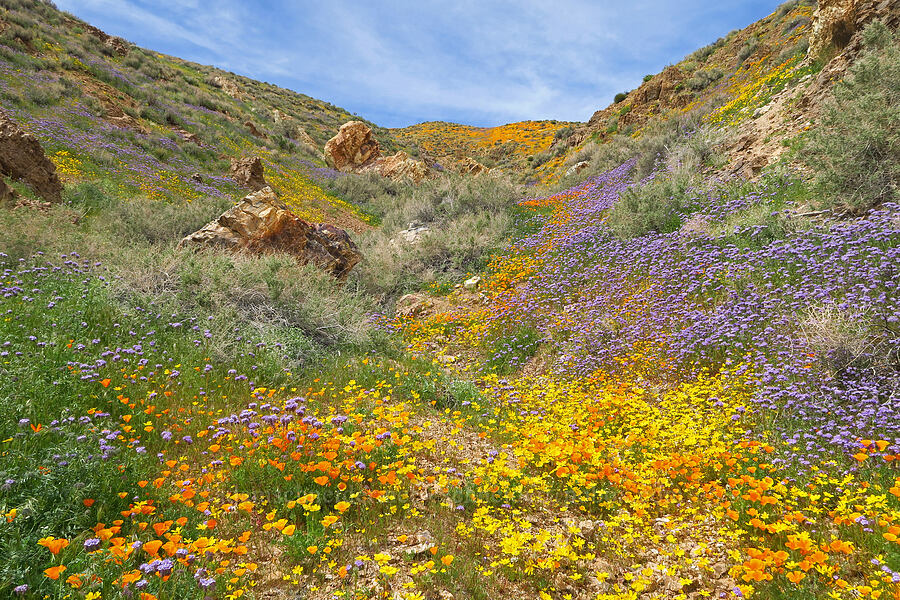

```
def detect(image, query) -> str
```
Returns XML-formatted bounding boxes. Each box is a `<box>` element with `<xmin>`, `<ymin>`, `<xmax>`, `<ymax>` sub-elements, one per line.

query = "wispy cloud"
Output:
<box><xmin>54</xmin><ymin>0</ymin><xmax>784</xmax><ymax>127</ymax></box>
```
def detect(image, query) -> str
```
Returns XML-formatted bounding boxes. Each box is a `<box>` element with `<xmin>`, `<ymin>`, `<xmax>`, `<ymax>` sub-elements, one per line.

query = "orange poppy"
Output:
<box><xmin>44</xmin><ymin>565</ymin><xmax>67</xmax><ymax>579</ymax></box>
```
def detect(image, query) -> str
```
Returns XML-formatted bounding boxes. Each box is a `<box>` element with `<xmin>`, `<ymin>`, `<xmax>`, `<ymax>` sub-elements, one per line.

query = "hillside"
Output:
<box><xmin>2</xmin><ymin>1</ymin><xmax>900</xmax><ymax>600</ymax></box>
<box><xmin>0</xmin><ymin>0</ymin><xmax>396</xmax><ymax>231</ymax></box>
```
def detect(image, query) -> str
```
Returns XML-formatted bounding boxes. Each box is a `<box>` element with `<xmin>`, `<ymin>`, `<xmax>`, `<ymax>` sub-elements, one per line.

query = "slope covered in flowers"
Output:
<box><xmin>392</xmin><ymin>162</ymin><xmax>900</xmax><ymax>599</ymax></box>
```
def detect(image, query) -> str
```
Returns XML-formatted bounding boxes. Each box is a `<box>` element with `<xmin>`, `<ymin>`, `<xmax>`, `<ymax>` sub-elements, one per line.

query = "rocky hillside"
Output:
<box><xmin>0</xmin><ymin>0</ymin><xmax>399</xmax><ymax>230</ymax></box>
<box><xmin>1</xmin><ymin>1</ymin><xmax>900</xmax><ymax>600</ymax></box>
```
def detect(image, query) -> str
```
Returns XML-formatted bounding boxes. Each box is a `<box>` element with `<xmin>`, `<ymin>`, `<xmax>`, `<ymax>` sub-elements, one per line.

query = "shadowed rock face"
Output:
<box><xmin>810</xmin><ymin>0</ymin><xmax>900</xmax><ymax>58</ymax></box>
<box><xmin>0</xmin><ymin>109</ymin><xmax>63</xmax><ymax>204</ymax></box>
<box><xmin>178</xmin><ymin>187</ymin><xmax>362</xmax><ymax>280</ymax></box>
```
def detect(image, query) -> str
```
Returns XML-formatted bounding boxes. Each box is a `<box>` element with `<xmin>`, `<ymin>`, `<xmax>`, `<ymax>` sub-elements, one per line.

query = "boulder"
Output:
<box><xmin>244</xmin><ymin>121</ymin><xmax>265</xmax><ymax>138</ymax></box>
<box><xmin>324</xmin><ymin>121</ymin><xmax>381</xmax><ymax>171</ymax></box>
<box><xmin>464</xmin><ymin>276</ymin><xmax>481</xmax><ymax>290</ymax></box>
<box><xmin>365</xmin><ymin>151</ymin><xmax>429</xmax><ymax>183</ymax></box>
<box><xmin>211</xmin><ymin>75</ymin><xmax>242</xmax><ymax>99</ymax></box>
<box><xmin>565</xmin><ymin>161</ymin><xmax>589</xmax><ymax>177</ymax></box>
<box><xmin>0</xmin><ymin>110</ymin><xmax>63</xmax><ymax>203</ymax></box>
<box><xmin>457</xmin><ymin>157</ymin><xmax>490</xmax><ymax>176</ymax></box>
<box><xmin>230</xmin><ymin>156</ymin><xmax>267</xmax><ymax>191</ymax></box>
<box><xmin>178</xmin><ymin>187</ymin><xmax>361</xmax><ymax>280</ymax></box>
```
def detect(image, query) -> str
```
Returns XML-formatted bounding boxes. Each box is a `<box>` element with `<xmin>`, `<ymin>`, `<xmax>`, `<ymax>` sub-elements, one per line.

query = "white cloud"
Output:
<box><xmin>54</xmin><ymin>0</ymin><xmax>783</xmax><ymax>126</ymax></box>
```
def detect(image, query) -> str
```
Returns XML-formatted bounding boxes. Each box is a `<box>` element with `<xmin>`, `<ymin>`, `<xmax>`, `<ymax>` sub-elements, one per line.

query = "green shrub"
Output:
<box><xmin>800</xmin><ymin>22</ymin><xmax>900</xmax><ymax>214</ymax></box>
<box><xmin>685</xmin><ymin>68</ymin><xmax>724</xmax><ymax>92</ymax></box>
<box><xmin>614</xmin><ymin>91</ymin><xmax>629</xmax><ymax>103</ymax></box>
<box><xmin>607</xmin><ymin>173</ymin><xmax>695</xmax><ymax>238</ymax></box>
<box><xmin>737</xmin><ymin>37</ymin><xmax>759</xmax><ymax>65</ymax></box>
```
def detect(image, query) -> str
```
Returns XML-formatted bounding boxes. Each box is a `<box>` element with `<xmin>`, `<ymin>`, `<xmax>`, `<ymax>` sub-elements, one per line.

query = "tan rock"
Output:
<box><xmin>230</xmin><ymin>156</ymin><xmax>267</xmax><ymax>191</ymax></box>
<box><xmin>297</xmin><ymin>128</ymin><xmax>318</xmax><ymax>150</ymax></box>
<box><xmin>810</xmin><ymin>0</ymin><xmax>900</xmax><ymax>58</ymax></box>
<box><xmin>244</xmin><ymin>121</ymin><xmax>265</xmax><ymax>138</ymax></box>
<box><xmin>324</xmin><ymin>121</ymin><xmax>381</xmax><ymax>171</ymax></box>
<box><xmin>457</xmin><ymin>156</ymin><xmax>490</xmax><ymax>176</ymax></box>
<box><xmin>178</xmin><ymin>187</ymin><xmax>361</xmax><ymax>279</ymax></box>
<box><xmin>211</xmin><ymin>75</ymin><xmax>242</xmax><ymax>99</ymax></box>
<box><xmin>565</xmin><ymin>161</ymin><xmax>589</xmax><ymax>177</ymax></box>
<box><xmin>365</xmin><ymin>151</ymin><xmax>429</xmax><ymax>183</ymax></box>
<box><xmin>81</xmin><ymin>22</ymin><xmax>129</xmax><ymax>55</ymax></box>
<box><xmin>0</xmin><ymin>109</ymin><xmax>63</xmax><ymax>203</ymax></box>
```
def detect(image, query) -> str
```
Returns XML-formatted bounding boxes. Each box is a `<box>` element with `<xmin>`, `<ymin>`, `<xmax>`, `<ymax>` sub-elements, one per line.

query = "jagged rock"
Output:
<box><xmin>272</xmin><ymin>109</ymin><xmax>286</xmax><ymax>124</ymax></box>
<box><xmin>396</xmin><ymin>293</ymin><xmax>431</xmax><ymax>318</ymax></box>
<box><xmin>297</xmin><ymin>128</ymin><xmax>318</xmax><ymax>150</ymax></box>
<box><xmin>178</xmin><ymin>187</ymin><xmax>361</xmax><ymax>279</ymax></box>
<box><xmin>244</xmin><ymin>121</ymin><xmax>265</xmax><ymax>138</ymax></box>
<box><xmin>230</xmin><ymin>156</ymin><xmax>267</xmax><ymax>191</ymax></box>
<box><xmin>81</xmin><ymin>22</ymin><xmax>129</xmax><ymax>55</ymax></box>
<box><xmin>324</xmin><ymin>121</ymin><xmax>381</xmax><ymax>171</ymax></box>
<box><xmin>365</xmin><ymin>151</ymin><xmax>429</xmax><ymax>183</ymax></box>
<box><xmin>464</xmin><ymin>276</ymin><xmax>481</xmax><ymax>290</ymax></box>
<box><xmin>211</xmin><ymin>75</ymin><xmax>242</xmax><ymax>99</ymax></box>
<box><xmin>565</xmin><ymin>161</ymin><xmax>589</xmax><ymax>177</ymax></box>
<box><xmin>457</xmin><ymin>156</ymin><xmax>490</xmax><ymax>176</ymax></box>
<box><xmin>810</xmin><ymin>0</ymin><xmax>900</xmax><ymax>58</ymax></box>
<box><xmin>0</xmin><ymin>110</ymin><xmax>63</xmax><ymax>203</ymax></box>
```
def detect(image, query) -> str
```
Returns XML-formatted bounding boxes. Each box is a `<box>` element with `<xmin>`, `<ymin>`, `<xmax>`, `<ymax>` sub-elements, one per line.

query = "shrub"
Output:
<box><xmin>737</xmin><ymin>37</ymin><xmax>759</xmax><ymax>64</ymax></box>
<box><xmin>685</xmin><ymin>68</ymin><xmax>724</xmax><ymax>92</ymax></box>
<box><xmin>607</xmin><ymin>173</ymin><xmax>695</xmax><ymax>237</ymax></box>
<box><xmin>643</xmin><ymin>74</ymin><xmax>654</xmax><ymax>82</ymax></box>
<box><xmin>800</xmin><ymin>22</ymin><xmax>900</xmax><ymax>214</ymax></box>
<box><xmin>614</xmin><ymin>91</ymin><xmax>629</xmax><ymax>103</ymax></box>
<box><xmin>553</xmin><ymin>126</ymin><xmax>574</xmax><ymax>142</ymax></box>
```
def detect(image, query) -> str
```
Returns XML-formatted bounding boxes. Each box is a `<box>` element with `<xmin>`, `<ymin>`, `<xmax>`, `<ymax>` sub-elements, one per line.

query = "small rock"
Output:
<box><xmin>190</xmin><ymin>173</ymin><xmax>203</xmax><ymax>183</ymax></box>
<box><xmin>565</xmin><ymin>160</ymin><xmax>589</xmax><ymax>177</ymax></box>
<box><xmin>464</xmin><ymin>276</ymin><xmax>481</xmax><ymax>290</ymax></box>
<box><xmin>439</xmin><ymin>591</ymin><xmax>454</xmax><ymax>600</ymax></box>
<box><xmin>230</xmin><ymin>156</ymin><xmax>268</xmax><ymax>191</ymax></box>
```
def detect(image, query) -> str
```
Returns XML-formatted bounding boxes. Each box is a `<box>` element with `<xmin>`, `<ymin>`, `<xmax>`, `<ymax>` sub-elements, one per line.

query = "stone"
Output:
<box><xmin>230</xmin><ymin>156</ymin><xmax>267</xmax><ymax>191</ymax></box>
<box><xmin>396</xmin><ymin>293</ymin><xmax>431</xmax><ymax>318</ymax></box>
<box><xmin>392</xmin><ymin>221</ymin><xmax>431</xmax><ymax>247</ymax></box>
<box><xmin>565</xmin><ymin>161</ymin><xmax>589</xmax><ymax>177</ymax></box>
<box><xmin>211</xmin><ymin>75</ymin><xmax>242</xmax><ymax>99</ymax></box>
<box><xmin>324</xmin><ymin>121</ymin><xmax>382</xmax><ymax>171</ymax></box>
<box><xmin>809</xmin><ymin>0</ymin><xmax>900</xmax><ymax>58</ymax></box>
<box><xmin>190</xmin><ymin>173</ymin><xmax>203</xmax><ymax>183</ymax></box>
<box><xmin>464</xmin><ymin>276</ymin><xmax>481</xmax><ymax>290</ymax></box>
<box><xmin>296</xmin><ymin>128</ymin><xmax>318</xmax><ymax>150</ymax></box>
<box><xmin>244</xmin><ymin>121</ymin><xmax>265</xmax><ymax>138</ymax></box>
<box><xmin>178</xmin><ymin>187</ymin><xmax>362</xmax><ymax>280</ymax></box>
<box><xmin>365</xmin><ymin>151</ymin><xmax>429</xmax><ymax>183</ymax></box>
<box><xmin>457</xmin><ymin>156</ymin><xmax>490</xmax><ymax>176</ymax></box>
<box><xmin>81</xmin><ymin>22</ymin><xmax>129</xmax><ymax>55</ymax></box>
<box><xmin>0</xmin><ymin>109</ymin><xmax>63</xmax><ymax>203</ymax></box>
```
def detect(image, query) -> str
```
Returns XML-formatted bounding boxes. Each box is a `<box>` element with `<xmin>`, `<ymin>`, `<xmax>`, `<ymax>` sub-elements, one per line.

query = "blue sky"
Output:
<box><xmin>54</xmin><ymin>0</ymin><xmax>785</xmax><ymax>128</ymax></box>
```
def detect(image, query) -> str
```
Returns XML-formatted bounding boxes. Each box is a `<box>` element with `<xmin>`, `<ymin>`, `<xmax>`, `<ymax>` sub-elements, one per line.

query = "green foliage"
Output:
<box><xmin>800</xmin><ymin>22</ymin><xmax>900</xmax><ymax>214</ymax></box>
<box><xmin>685</xmin><ymin>68</ymin><xmax>724</xmax><ymax>92</ymax></box>
<box><xmin>481</xmin><ymin>325</ymin><xmax>542</xmax><ymax>374</ymax></box>
<box><xmin>613</xmin><ymin>91</ymin><xmax>629</xmax><ymax>103</ymax></box>
<box><xmin>737</xmin><ymin>36</ymin><xmax>760</xmax><ymax>65</ymax></box>
<box><xmin>607</xmin><ymin>172</ymin><xmax>695</xmax><ymax>238</ymax></box>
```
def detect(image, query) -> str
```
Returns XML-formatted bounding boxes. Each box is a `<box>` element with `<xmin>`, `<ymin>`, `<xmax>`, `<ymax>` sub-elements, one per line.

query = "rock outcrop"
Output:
<box><xmin>457</xmin><ymin>157</ymin><xmax>490</xmax><ymax>176</ymax></box>
<box><xmin>81</xmin><ymin>22</ymin><xmax>130</xmax><ymax>55</ymax></box>
<box><xmin>0</xmin><ymin>110</ymin><xmax>63</xmax><ymax>203</ymax></box>
<box><xmin>230</xmin><ymin>156</ymin><xmax>267</xmax><ymax>191</ymax></box>
<box><xmin>366</xmin><ymin>151</ymin><xmax>429</xmax><ymax>183</ymax></box>
<box><xmin>178</xmin><ymin>187</ymin><xmax>362</xmax><ymax>279</ymax></box>
<box><xmin>324</xmin><ymin>121</ymin><xmax>381</xmax><ymax>171</ymax></box>
<box><xmin>211</xmin><ymin>76</ymin><xmax>242</xmax><ymax>99</ymax></box>
<box><xmin>809</xmin><ymin>0</ymin><xmax>899</xmax><ymax>58</ymax></box>
<box><xmin>325</xmin><ymin>121</ymin><xmax>429</xmax><ymax>182</ymax></box>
